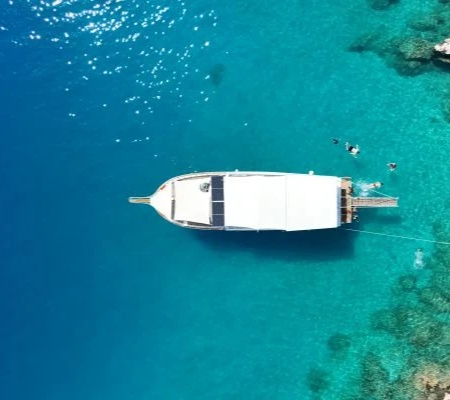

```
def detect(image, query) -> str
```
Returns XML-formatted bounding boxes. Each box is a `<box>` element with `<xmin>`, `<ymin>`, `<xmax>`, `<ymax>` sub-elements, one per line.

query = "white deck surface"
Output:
<box><xmin>174</xmin><ymin>177</ymin><xmax>211</xmax><ymax>224</ymax></box>
<box><xmin>224</xmin><ymin>174</ymin><xmax>341</xmax><ymax>230</ymax></box>
<box><xmin>150</xmin><ymin>184</ymin><xmax>172</xmax><ymax>219</ymax></box>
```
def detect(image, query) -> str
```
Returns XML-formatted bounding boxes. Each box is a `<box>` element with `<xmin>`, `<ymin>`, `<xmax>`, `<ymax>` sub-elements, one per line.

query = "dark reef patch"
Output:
<box><xmin>360</xmin><ymin>352</ymin><xmax>390</xmax><ymax>398</ymax></box>
<box><xmin>208</xmin><ymin>63</ymin><xmax>226</xmax><ymax>86</ymax></box>
<box><xmin>394</xmin><ymin>274</ymin><xmax>418</xmax><ymax>293</ymax></box>
<box><xmin>367</xmin><ymin>0</ymin><xmax>399</xmax><ymax>11</ymax></box>
<box><xmin>348</xmin><ymin>32</ymin><xmax>382</xmax><ymax>53</ymax></box>
<box><xmin>327</xmin><ymin>333</ymin><xmax>351</xmax><ymax>357</ymax></box>
<box><xmin>306</xmin><ymin>367</ymin><xmax>330</xmax><ymax>394</ymax></box>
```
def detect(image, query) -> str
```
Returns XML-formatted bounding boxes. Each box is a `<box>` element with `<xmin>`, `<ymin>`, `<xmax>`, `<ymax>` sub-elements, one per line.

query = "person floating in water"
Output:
<box><xmin>387</xmin><ymin>162</ymin><xmax>397</xmax><ymax>172</ymax></box>
<box><xmin>365</xmin><ymin>181</ymin><xmax>383</xmax><ymax>190</ymax></box>
<box><xmin>414</xmin><ymin>248</ymin><xmax>425</xmax><ymax>269</ymax></box>
<box><xmin>332</xmin><ymin>137</ymin><xmax>339</xmax><ymax>144</ymax></box>
<box><xmin>345</xmin><ymin>142</ymin><xmax>360</xmax><ymax>157</ymax></box>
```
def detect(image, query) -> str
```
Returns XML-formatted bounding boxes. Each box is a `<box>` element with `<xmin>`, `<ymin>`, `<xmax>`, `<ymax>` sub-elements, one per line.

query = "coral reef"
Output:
<box><xmin>347</xmin><ymin>4</ymin><xmax>450</xmax><ymax>118</ymax></box>
<box><xmin>411</xmin><ymin>363</ymin><xmax>450</xmax><ymax>399</ymax></box>
<box><xmin>306</xmin><ymin>367</ymin><xmax>330</xmax><ymax>394</ymax></box>
<box><xmin>327</xmin><ymin>333</ymin><xmax>351</xmax><ymax>356</ymax></box>
<box><xmin>383</xmin><ymin>37</ymin><xmax>435</xmax><ymax>76</ymax></box>
<box><xmin>408</xmin><ymin>14</ymin><xmax>445</xmax><ymax>33</ymax></box>
<box><xmin>418</xmin><ymin>287</ymin><xmax>450</xmax><ymax>313</ymax></box>
<box><xmin>360</xmin><ymin>352</ymin><xmax>390</xmax><ymax>398</ymax></box>
<box><xmin>349</xmin><ymin>33</ymin><xmax>435</xmax><ymax>76</ymax></box>
<box><xmin>394</xmin><ymin>274</ymin><xmax>418</xmax><ymax>293</ymax></box>
<box><xmin>309</xmin><ymin>210</ymin><xmax>450</xmax><ymax>399</ymax></box>
<box><xmin>371</xmin><ymin>304</ymin><xmax>446</xmax><ymax>348</ymax></box>
<box><xmin>396</xmin><ymin>38</ymin><xmax>435</xmax><ymax>61</ymax></box>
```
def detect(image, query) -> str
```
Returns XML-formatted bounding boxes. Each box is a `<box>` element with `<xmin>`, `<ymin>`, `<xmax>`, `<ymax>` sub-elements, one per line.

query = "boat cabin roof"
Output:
<box><xmin>167</xmin><ymin>173</ymin><xmax>341</xmax><ymax>231</ymax></box>
<box><xmin>223</xmin><ymin>174</ymin><xmax>341</xmax><ymax>230</ymax></box>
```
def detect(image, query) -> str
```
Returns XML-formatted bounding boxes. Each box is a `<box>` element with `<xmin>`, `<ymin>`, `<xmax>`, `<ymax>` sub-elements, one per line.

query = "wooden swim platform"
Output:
<box><xmin>340</xmin><ymin>178</ymin><xmax>399</xmax><ymax>224</ymax></box>
<box><xmin>352</xmin><ymin>197</ymin><xmax>398</xmax><ymax>208</ymax></box>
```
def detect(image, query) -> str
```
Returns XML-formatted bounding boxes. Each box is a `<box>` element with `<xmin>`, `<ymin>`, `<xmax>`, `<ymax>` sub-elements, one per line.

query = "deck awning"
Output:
<box><xmin>223</xmin><ymin>174</ymin><xmax>341</xmax><ymax>231</ymax></box>
<box><xmin>174</xmin><ymin>177</ymin><xmax>211</xmax><ymax>224</ymax></box>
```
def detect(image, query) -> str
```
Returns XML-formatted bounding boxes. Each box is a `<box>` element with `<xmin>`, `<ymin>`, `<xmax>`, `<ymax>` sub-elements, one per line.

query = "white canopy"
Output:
<box><xmin>174</xmin><ymin>177</ymin><xmax>211</xmax><ymax>224</ymax></box>
<box><xmin>223</xmin><ymin>174</ymin><xmax>341</xmax><ymax>231</ymax></box>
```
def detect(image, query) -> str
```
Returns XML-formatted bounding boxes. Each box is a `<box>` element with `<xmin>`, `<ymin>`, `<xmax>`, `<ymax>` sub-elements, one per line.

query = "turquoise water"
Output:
<box><xmin>2</xmin><ymin>0</ymin><xmax>450</xmax><ymax>399</ymax></box>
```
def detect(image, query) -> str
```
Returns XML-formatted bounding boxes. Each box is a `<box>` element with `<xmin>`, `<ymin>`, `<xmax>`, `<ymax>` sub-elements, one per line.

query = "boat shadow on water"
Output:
<box><xmin>194</xmin><ymin>228</ymin><xmax>356</xmax><ymax>262</ymax></box>
<box><xmin>357</xmin><ymin>208</ymin><xmax>403</xmax><ymax>226</ymax></box>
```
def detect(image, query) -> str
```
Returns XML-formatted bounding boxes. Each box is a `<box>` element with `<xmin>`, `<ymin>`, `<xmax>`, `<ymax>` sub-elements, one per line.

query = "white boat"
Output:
<box><xmin>129</xmin><ymin>171</ymin><xmax>398</xmax><ymax>231</ymax></box>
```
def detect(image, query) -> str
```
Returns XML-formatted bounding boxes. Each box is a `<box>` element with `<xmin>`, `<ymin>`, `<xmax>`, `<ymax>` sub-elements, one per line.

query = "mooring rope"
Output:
<box><xmin>369</xmin><ymin>189</ymin><xmax>394</xmax><ymax>198</ymax></box>
<box><xmin>340</xmin><ymin>227</ymin><xmax>450</xmax><ymax>246</ymax></box>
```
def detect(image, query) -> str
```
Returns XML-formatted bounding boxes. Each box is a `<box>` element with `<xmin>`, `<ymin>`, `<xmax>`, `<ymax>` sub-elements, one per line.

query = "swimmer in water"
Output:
<box><xmin>366</xmin><ymin>181</ymin><xmax>384</xmax><ymax>190</ymax></box>
<box><xmin>387</xmin><ymin>162</ymin><xmax>397</xmax><ymax>172</ymax></box>
<box><xmin>345</xmin><ymin>142</ymin><xmax>360</xmax><ymax>157</ymax></box>
<box><xmin>414</xmin><ymin>248</ymin><xmax>425</xmax><ymax>269</ymax></box>
<box><xmin>332</xmin><ymin>137</ymin><xmax>339</xmax><ymax>144</ymax></box>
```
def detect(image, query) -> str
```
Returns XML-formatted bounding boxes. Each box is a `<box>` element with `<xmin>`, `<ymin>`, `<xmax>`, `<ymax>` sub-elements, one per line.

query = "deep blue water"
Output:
<box><xmin>2</xmin><ymin>0</ymin><xmax>450</xmax><ymax>399</ymax></box>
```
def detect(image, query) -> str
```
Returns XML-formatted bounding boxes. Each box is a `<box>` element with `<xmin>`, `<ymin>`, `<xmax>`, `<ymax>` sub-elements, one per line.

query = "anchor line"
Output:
<box><xmin>340</xmin><ymin>227</ymin><xmax>450</xmax><ymax>246</ymax></box>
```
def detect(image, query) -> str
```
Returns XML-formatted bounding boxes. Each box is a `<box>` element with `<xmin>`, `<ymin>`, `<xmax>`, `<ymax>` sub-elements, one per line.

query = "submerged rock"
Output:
<box><xmin>434</xmin><ymin>38</ymin><xmax>450</xmax><ymax>55</ymax></box>
<box><xmin>433</xmin><ymin>38</ymin><xmax>450</xmax><ymax>66</ymax></box>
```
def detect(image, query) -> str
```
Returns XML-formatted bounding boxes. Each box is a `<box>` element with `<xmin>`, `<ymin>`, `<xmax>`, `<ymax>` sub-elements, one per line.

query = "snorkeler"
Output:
<box><xmin>366</xmin><ymin>181</ymin><xmax>383</xmax><ymax>190</ymax></box>
<box><xmin>387</xmin><ymin>162</ymin><xmax>397</xmax><ymax>172</ymax></box>
<box><xmin>332</xmin><ymin>137</ymin><xmax>339</xmax><ymax>144</ymax></box>
<box><xmin>345</xmin><ymin>142</ymin><xmax>360</xmax><ymax>157</ymax></box>
<box><xmin>414</xmin><ymin>248</ymin><xmax>425</xmax><ymax>269</ymax></box>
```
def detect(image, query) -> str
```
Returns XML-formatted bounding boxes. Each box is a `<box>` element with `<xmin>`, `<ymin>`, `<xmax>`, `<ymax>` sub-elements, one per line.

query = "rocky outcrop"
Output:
<box><xmin>434</xmin><ymin>39</ymin><xmax>450</xmax><ymax>64</ymax></box>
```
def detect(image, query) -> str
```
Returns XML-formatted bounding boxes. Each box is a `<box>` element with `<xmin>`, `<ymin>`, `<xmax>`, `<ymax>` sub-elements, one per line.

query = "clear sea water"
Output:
<box><xmin>2</xmin><ymin>0</ymin><xmax>450</xmax><ymax>399</ymax></box>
